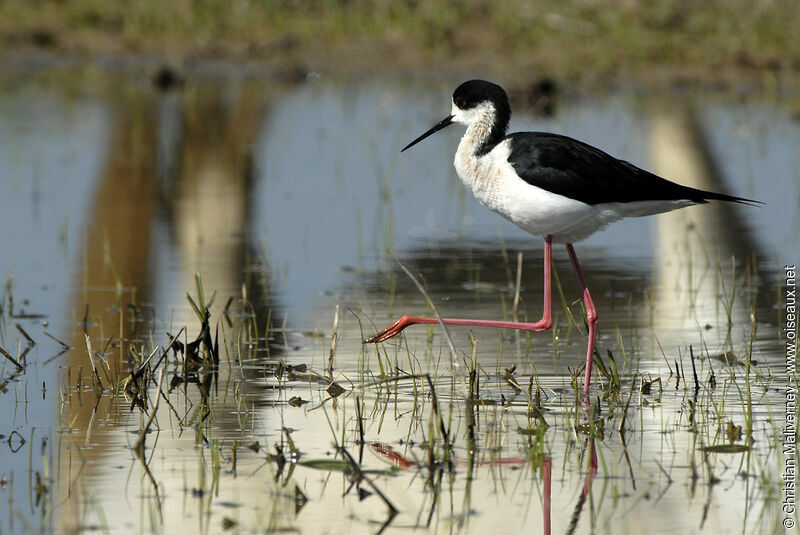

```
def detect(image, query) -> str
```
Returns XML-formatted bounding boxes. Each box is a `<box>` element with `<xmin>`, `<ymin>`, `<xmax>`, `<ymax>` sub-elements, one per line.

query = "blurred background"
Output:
<box><xmin>0</xmin><ymin>2</ymin><xmax>798</xmax><ymax>534</ymax></box>
<box><xmin>1</xmin><ymin>0</ymin><xmax>799</xmax><ymax>88</ymax></box>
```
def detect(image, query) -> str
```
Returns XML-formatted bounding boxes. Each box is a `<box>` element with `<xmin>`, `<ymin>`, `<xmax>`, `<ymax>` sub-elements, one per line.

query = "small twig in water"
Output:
<box><xmin>0</xmin><ymin>345</ymin><xmax>24</xmax><ymax>371</ymax></box>
<box><xmin>689</xmin><ymin>345</ymin><xmax>700</xmax><ymax>394</ymax></box>
<box><xmin>84</xmin><ymin>334</ymin><xmax>103</xmax><ymax>389</ymax></box>
<box><xmin>393</xmin><ymin>255</ymin><xmax>463</xmax><ymax>394</ymax></box>
<box><xmin>328</xmin><ymin>305</ymin><xmax>340</xmax><ymax>380</ymax></box>
<box><xmin>15</xmin><ymin>324</ymin><xmax>35</xmax><ymax>347</ymax></box>
<box><xmin>337</xmin><ymin>445</ymin><xmax>398</xmax><ymax>521</ymax></box>
<box><xmin>134</xmin><ymin>364</ymin><xmax>165</xmax><ymax>457</ymax></box>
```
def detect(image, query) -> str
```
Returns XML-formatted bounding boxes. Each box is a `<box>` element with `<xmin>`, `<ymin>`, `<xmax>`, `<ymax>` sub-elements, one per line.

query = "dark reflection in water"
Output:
<box><xmin>0</xmin><ymin>75</ymin><xmax>795</xmax><ymax>534</ymax></box>
<box><xmin>64</xmin><ymin>82</ymin><xmax>283</xmax><ymax>364</ymax></box>
<box><xmin>49</xmin><ymin>82</ymin><xmax>286</xmax><ymax>532</ymax></box>
<box><xmin>361</xmin><ymin>236</ymin><xmax>779</xmax><ymax>370</ymax></box>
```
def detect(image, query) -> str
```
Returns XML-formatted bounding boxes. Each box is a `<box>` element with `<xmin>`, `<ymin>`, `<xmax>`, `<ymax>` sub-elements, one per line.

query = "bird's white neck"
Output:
<box><xmin>453</xmin><ymin>114</ymin><xmax>508</xmax><ymax>210</ymax></box>
<box><xmin>452</xmin><ymin>102</ymin><xmax>498</xmax><ymax>156</ymax></box>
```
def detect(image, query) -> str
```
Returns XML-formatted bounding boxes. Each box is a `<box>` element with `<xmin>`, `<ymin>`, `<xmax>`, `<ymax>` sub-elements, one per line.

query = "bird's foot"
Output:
<box><xmin>364</xmin><ymin>315</ymin><xmax>418</xmax><ymax>343</ymax></box>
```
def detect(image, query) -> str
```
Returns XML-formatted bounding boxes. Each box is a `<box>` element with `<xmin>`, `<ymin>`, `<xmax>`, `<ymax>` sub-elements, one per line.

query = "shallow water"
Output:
<box><xmin>0</xmin><ymin>74</ymin><xmax>797</xmax><ymax>534</ymax></box>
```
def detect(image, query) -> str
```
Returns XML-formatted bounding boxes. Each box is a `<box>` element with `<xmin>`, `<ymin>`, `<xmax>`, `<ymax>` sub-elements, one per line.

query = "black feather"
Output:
<box><xmin>506</xmin><ymin>132</ymin><xmax>758</xmax><ymax>205</ymax></box>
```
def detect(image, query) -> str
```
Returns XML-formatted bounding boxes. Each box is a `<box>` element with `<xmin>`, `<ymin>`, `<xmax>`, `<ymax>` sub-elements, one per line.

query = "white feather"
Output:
<box><xmin>453</xmin><ymin>131</ymin><xmax>698</xmax><ymax>244</ymax></box>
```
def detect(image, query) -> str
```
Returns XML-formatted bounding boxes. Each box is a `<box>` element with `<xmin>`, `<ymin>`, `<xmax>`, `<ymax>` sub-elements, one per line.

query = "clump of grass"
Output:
<box><xmin>29</xmin><ymin>242</ymin><xmax>784</xmax><ymax>535</ymax></box>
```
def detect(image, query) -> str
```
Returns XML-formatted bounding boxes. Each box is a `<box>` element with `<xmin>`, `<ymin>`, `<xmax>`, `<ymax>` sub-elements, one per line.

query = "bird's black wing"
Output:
<box><xmin>506</xmin><ymin>132</ymin><xmax>751</xmax><ymax>205</ymax></box>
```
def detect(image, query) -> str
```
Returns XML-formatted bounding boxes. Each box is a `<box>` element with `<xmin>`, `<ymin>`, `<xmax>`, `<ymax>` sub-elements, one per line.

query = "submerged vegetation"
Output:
<box><xmin>0</xmin><ymin>242</ymin><xmax>791</xmax><ymax>533</ymax></box>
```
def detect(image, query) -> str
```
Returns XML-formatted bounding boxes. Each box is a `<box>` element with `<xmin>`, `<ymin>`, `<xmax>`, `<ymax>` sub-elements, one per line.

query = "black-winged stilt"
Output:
<box><xmin>366</xmin><ymin>80</ymin><xmax>756</xmax><ymax>395</ymax></box>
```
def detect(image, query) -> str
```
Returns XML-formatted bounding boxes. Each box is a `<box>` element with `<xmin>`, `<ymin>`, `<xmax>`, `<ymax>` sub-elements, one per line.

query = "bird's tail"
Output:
<box><xmin>698</xmin><ymin>190</ymin><xmax>762</xmax><ymax>207</ymax></box>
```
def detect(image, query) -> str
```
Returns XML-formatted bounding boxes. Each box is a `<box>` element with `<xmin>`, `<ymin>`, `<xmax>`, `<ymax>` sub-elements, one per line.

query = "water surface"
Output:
<box><xmin>0</xmin><ymin>74</ymin><xmax>797</xmax><ymax>534</ymax></box>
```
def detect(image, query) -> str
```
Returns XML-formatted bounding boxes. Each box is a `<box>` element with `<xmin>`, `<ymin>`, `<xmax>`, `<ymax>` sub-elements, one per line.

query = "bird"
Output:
<box><xmin>365</xmin><ymin>79</ymin><xmax>756</xmax><ymax>396</ymax></box>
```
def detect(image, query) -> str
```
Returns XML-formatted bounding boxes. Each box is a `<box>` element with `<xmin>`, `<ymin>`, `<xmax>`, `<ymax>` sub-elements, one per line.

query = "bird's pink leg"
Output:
<box><xmin>565</xmin><ymin>244</ymin><xmax>597</xmax><ymax>397</ymax></box>
<box><xmin>365</xmin><ymin>236</ymin><xmax>553</xmax><ymax>343</ymax></box>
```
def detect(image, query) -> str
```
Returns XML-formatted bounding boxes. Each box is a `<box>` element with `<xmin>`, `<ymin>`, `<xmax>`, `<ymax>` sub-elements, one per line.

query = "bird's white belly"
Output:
<box><xmin>456</xmin><ymin>157</ymin><xmax>620</xmax><ymax>243</ymax></box>
<box><xmin>499</xmin><ymin>168</ymin><xmax>618</xmax><ymax>243</ymax></box>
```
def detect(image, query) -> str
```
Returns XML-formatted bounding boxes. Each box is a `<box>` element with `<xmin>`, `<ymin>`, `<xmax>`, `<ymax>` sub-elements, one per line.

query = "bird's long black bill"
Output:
<box><xmin>401</xmin><ymin>115</ymin><xmax>454</xmax><ymax>152</ymax></box>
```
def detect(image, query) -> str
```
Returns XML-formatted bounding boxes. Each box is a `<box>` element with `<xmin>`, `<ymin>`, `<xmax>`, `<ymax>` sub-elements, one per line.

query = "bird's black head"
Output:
<box><xmin>452</xmin><ymin>80</ymin><xmax>510</xmax><ymax>116</ymax></box>
<box><xmin>450</xmin><ymin>80</ymin><xmax>511</xmax><ymax>153</ymax></box>
<box><xmin>401</xmin><ymin>80</ymin><xmax>511</xmax><ymax>153</ymax></box>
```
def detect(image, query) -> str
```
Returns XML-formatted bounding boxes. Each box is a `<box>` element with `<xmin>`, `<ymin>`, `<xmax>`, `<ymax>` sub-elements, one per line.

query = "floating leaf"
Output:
<box><xmin>299</xmin><ymin>459</ymin><xmax>352</xmax><ymax>472</ymax></box>
<box><xmin>288</xmin><ymin>396</ymin><xmax>306</xmax><ymax>407</ymax></box>
<box><xmin>726</xmin><ymin>421</ymin><xmax>743</xmax><ymax>442</ymax></box>
<box><xmin>701</xmin><ymin>444</ymin><xmax>750</xmax><ymax>453</ymax></box>
<box><xmin>503</xmin><ymin>366</ymin><xmax>522</xmax><ymax>391</ymax></box>
<box><xmin>288</xmin><ymin>369</ymin><xmax>328</xmax><ymax>383</ymax></box>
<box><xmin>711</xmin><ymin>351</ymin><xmax>757</xmax><ymax>367</ymax></box>
<box><xmin>327</xmin><ymin>382</ymin><xmax>346</xmax><ymax>398</ymax></box>
<box><xmin>295</xmin><ymin>485</ymin><xmax>308</xmax><ymax>513</ymax></box>
<box><xmin>518</xmin><ymin>425</ymin><xmax>548</xmax><ymax>436</ymax></box>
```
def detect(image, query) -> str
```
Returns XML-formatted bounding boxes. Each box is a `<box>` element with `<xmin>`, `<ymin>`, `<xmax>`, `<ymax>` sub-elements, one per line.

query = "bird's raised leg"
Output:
<box><xmin>565</xmin><ymin>244</ymin><xmax>598</xmax><ymax>396</ymax></box>
<box><xmin>365</xmin><ymin>236</ymin><xmax>553</xmax><ymax>343</ymax></box>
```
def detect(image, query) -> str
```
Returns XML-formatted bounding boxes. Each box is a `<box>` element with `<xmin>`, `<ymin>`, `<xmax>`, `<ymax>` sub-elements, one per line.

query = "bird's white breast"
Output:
<box><xmin>453</xmin><ymin>124</ymin><xmax>507</xmax><ymax>212</ymax></box>
<box><xmin>454</xmin><ymin>138</ymin><xmax>619</xmax><ymax>243</ymax></box>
